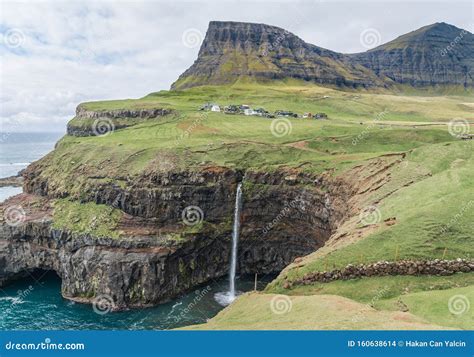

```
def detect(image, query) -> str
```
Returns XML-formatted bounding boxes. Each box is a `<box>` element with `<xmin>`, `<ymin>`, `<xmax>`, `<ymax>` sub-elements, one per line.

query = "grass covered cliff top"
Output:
<box><xmin>34</xmin><ymin>82</ymin><xmax>473</xmax><ymax>196</ymax></box>
<box><xmin>26</xmin><ymin>82</ymin><xmax>474</xmax><ymax>330</ymax></box>
<box><xmin>79</xmin><ymin>80</ymin><xmax>474</xmax><ymax>117</ymax></box>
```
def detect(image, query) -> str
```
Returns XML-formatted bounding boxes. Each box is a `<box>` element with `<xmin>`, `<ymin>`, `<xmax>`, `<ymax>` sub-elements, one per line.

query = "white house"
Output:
<box><xmin>211</xmin><ymin>105</ymin><xmax>221</xmax><ymax>112</ymax></box>
<box><xmin>244</xmin><ymin>108</ymin><xmax>255</xmax><ymax>116</ymax></box>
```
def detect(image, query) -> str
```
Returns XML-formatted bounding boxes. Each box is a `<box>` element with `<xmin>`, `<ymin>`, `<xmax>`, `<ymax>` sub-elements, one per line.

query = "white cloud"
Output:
<box><xmin>0</xmin><ymin>0</ymin><xmax>471</xmax><ymax>132</ymax></box>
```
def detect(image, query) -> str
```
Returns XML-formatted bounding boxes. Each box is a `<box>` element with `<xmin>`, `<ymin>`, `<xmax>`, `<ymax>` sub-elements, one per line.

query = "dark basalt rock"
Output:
<box><xmin>1</xmin><ymin>167</ymin><xmax>352</xmax><ymax>310</ymax></box>
<box><xmin>172</xmin><ymin>21</ymin><xmax>385</xmax><ymax>90</ymax></box>
<box><xmin>350</xmin><ymin>23</ymin><xmax>474</xmax><ymax>87</ymax></box>
<box><xmin>172</xmin><ymin>21</ymin><xmax>474</xmax><ymax>90</ymax></box>
<box><xmin>0</xmin><ymin>175</ymin><xmax>23</xmax><ymax>188</ymax></box>
<box><xmin>0</xmin><ymin>221</ymin><xmax>231</xmax><ymax>310</ymax></box>
<box><xmin>74</xmin><ymin>106</ymin><xmax>173</xmax><ymax>120</ymax></box>
<box><xmin>67</xmin><ymin>106</ymin><xmax>174</xmax><ymax>137</ymax></box>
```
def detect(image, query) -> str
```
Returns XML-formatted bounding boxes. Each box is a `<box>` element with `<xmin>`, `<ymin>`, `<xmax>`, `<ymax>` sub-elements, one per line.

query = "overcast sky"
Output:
<box><xmin>1</xmin><ymin>0</ymin><xmax>472</xmax><ymax>132</ymax></box>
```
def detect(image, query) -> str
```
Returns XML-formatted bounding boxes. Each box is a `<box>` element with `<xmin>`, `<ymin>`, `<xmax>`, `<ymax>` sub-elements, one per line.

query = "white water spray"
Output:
<box><xmin>229</xmin><ymin>182</ymin><xmax>242</xmax><ymax>299</ymax></box>
<box><xmin>214</xmin><ymin>183</ymin><xmax>243</xmax><ymax>306</ymax></box>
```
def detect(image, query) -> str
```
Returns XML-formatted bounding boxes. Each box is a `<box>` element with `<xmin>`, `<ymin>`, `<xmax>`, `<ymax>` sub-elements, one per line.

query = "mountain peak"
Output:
<box><xmin>172</xmin><ymin>21</ymin><xmax>474</xmax><ymax>90</ymax></box>
<box><xmin>172</xmin><ymin>21</ymin><xmax>383</xmax><ymax>90</ymax></box>
<box><xmin>368</xmin><ymin>22</ymin><xmax>473</xmax><ymax>51</ymax></box>
<box><xmin>207</xmin><ymin>20</ymin><xmax>285</xmax><ymax>30</ymax></box>
<box><xmin>350</xmin><ymin>22</ymin><xmax>474</xmax><ymax>87</ymax></box>
<box><xmin>196</xmin><ymin>20</ymin><xmax>303</xmax><ymax>57</ymax></box>
<box><xmin>421</xmin><ymin>21</ymin><xmax>466</xmax><ymax>33</ymax></box>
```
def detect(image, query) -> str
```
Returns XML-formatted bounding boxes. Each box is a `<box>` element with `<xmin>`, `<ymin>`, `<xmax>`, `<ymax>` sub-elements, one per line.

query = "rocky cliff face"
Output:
<box><xmin>351</xmin><ymin>23</ymin><xmax>474</xmax><ymax>87</ymax></box>
<box><xmin>0</xmin><ymin>212</ymin><xmax>231</xmax><ymax>310</ymax></box>
<box><xmin>1</xmin><ymin>166</ymin><xmax>353</xmax><ymax>310</ymax></box>
<box><xmin>67</xmin><ymin>105</ymin><xmax>174</xmax><ymax>137</ymax></box>
<box><xmin>172</xmin><ymin>21</ymin><xmax>385</xmax><ymax>90</ymax></box>
<box><xmin>172</xmin><ymin>21</ymin><xmax>474</xmax><ymax>89</ymax></box>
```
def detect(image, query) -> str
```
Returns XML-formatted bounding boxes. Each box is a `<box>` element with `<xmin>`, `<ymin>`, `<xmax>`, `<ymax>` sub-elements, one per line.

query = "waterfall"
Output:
<box><xmin>214</xmin><ymin>182</ymin><xmax>243</xmax><ymax>306</ymax></box>
<box><xmin>229</xmin><ymin>182</ymin><xmax>242</xmax><ymax>299</ymax></box>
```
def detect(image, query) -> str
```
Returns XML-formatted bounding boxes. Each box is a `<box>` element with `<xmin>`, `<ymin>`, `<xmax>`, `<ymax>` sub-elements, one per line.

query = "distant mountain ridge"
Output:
<box><xmin>172</xmin><ymin>21</ymin><xmax>474</xmax><ymax>90</ymax></box>
<box><xmin>350</xmin><ymin>22</ymin><xmax>474</xmax><ymax>87</ymax></box>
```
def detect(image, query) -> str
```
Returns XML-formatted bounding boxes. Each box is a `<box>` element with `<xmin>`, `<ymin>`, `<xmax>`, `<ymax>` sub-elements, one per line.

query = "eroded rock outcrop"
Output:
<box><xmin>350</xmin><ymin>23</ymin><xmax>474</xmax><ymax>87</ymax></box>
<box><xmin>74</xmin><ymin>106</ymin><xmax>173</xmax><ymax>120</ymax></box>
<box><xmin>172</xmin><ymin>21</ymin><xmax>474</xmax><ymax>90</ymax></box>
<box><xmin>172</xmin><ymin>21</ymin><xmax>385</xmax><ymax>90</ymax></box>
<box><xmin>0</xmin><ymin>215</ymin><xmax>231</xmax><ymax>310</ymax></box>
<box><xmin>1</xmin><ymin>166</ymin><xmax>352</xmax><ymax>310</ymax></box>
<box><xmin>67</xmin><ymin>105</ymin><xmax>174</xmax><ymax>137</ymax></box>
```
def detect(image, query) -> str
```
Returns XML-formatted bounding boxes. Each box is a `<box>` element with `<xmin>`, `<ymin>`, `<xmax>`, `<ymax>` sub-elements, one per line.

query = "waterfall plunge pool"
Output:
<box><xmin>0</xmin><ymin>271</ymin><xmax>276</xmax><ymax>330</ymax></box>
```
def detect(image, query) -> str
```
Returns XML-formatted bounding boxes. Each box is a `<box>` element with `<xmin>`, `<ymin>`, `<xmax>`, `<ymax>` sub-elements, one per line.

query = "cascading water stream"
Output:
<box><xmin>229</xmin><ymin>182</ymin><xmax>242</xmax><ymax>299</ymax></box>
<box><xmin>214</xmin><ymin>183</ymin><xmax>243</xmax><ymax>306</ymax></box>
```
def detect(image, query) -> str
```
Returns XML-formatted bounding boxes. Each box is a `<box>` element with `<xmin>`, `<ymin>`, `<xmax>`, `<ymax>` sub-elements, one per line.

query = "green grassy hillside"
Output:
<box><xmin>35</xmin><ymin>82</ymin><xmax>473</xmax><ymax>198</ymax></box>
<box><xmin>33</xmin><ymin>82</ymin><xmax>474</xmax><ymax>329</ymax></box>
<box><xmin>266</xmin><ymin>141</ymin><xmax>474</xmax><ymax>289</ymax></box>
<box><xmin>181</xmin><ymin>292</ymin><xmax>449</xmax><ymax>330</ymax></box>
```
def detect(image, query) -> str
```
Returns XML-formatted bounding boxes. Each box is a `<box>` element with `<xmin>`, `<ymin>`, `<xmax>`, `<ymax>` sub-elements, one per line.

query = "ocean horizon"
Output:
<box><xmin>0</xmin><ymin>131</ymin><xmax>64</xmax><ymax>202</ymax></box>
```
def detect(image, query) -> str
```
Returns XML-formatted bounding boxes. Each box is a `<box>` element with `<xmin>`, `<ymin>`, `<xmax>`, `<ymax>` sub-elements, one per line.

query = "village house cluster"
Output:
<box><xmin>199</xmin><ymin>103</ymin><xmax>328</xmax><ymax>120</ymax></box>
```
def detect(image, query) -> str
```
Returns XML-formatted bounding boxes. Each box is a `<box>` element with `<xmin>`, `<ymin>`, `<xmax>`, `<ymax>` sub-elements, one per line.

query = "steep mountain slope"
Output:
<box><xmin>172</xmin><ymin>21</ymin><xmax>386</xmax><ymax>90</ymax></box>
<box><xmin>351</xmin><ymin>22</ymin><xmax>474</xmax><ymax>87</ymax></box>
<box><xmin>173</xmin><ymin>21</ymin><xmax>474</xmax><ymax>90</ymax></box>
